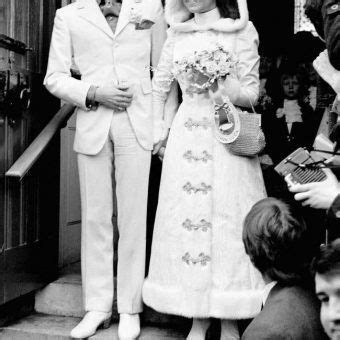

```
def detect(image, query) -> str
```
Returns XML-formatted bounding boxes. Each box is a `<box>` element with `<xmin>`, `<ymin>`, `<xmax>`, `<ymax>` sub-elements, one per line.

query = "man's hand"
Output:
<box><xmin>313</xmin><ymin>50</ymin><xmax>340</xmax><ymax>94</ymax></box>
<box><xmin>153</xmin><ymin>137</ymin><xmax>168</xmax><ymax>161</ymax></box>
<box><xmin>288</xmin><ymin>168</ymin><xmax>340</xmax><ymax>209</ymax></box>
<box><xmin>95</xmin><ymin>84</ymin><xmax>133</xmax><ymax>111</ymax></box>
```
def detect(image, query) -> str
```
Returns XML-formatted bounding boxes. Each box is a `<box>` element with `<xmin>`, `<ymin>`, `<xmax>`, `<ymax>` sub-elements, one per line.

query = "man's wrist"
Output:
<box><xmin>86</xmin><ymin>85</ymin><xmax>99</xmax><ymax>110</ymax></box>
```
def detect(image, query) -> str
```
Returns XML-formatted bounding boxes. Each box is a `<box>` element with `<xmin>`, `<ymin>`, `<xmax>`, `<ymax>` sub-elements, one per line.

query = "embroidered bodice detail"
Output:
<box><xmin>184</xmin><ymin>118</ymin><xmax>211</xmax><ymax>130</ymax></box>
<box><xmin>182</xmin><ymin>252</ymin><xmax>211</xmax><ymax>266</ymax></box>
<box><xmin>183</xmin><ymin>182</ymin><xmax>212</xmax><ymax>195</ymax></box>
<box><xmin>183</xmin><ymin>150</ymin><xmax>213</xmax><ymax>163</ymax></box>
<box><xmin>182</xmin><ymin>219</ymin><xmax>212</xmax><ymax>232</ymax></box>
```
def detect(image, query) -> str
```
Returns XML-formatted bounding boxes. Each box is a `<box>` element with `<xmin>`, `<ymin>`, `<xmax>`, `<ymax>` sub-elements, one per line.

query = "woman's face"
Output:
<box><xmin>183</xmin><ymin>0</ymin><xmax>217</xmax><ymax>14</ymax></box>
<box><xmin>282</xmin><ymin>75</ymin><xmax>300</xmax><ymax>100</ymax></box>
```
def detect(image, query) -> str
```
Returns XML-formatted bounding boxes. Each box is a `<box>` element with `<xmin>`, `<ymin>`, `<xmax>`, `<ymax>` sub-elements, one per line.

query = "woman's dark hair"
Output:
<box><xmin>243</xmin><ymin>198</ymin><xmax>313</xmax><ymax>285</ymax></box>
<box><xmin>312</xmin><ymin>240</ymin><xmax>340</xmax><ymax>277</ymax></box>
<box><xmin>216</xmin><ymin>0</ymin><xmax>240</xmax><ymax>19</ymax></box>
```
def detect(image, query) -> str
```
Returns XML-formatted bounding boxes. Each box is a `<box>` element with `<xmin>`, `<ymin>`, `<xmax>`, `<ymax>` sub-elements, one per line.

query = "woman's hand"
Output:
<box><xmin>218</xmin><ymin>77</ymin><xmax>240</xmax><ymax>103</ymax></box>
<box><xmin>95</xmin><ymin>84</ymin><xmax>133</xmax><ymax>111</ymax></box>
<box><xmin>209</xmin><ymin>78</ymin><xmax>240</xmax><ymax>105</ymax></box>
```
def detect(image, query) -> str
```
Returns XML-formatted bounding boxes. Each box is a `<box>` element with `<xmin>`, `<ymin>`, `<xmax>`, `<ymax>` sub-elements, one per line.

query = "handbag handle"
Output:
<box><xmin>246</xmin><ymin>94</ymin><xmax>256</xmax><ymax>114</ymax></box>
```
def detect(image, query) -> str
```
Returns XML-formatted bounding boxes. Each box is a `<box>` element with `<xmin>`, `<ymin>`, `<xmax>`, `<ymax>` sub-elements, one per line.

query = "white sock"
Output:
<box><xmin>220</xmin><ymin>319</ymin><xmax>239</xmax><ymax>340</ymax></box>
<box><xmin>186</xmin><ymin>318</ymin><xmax>210</xmax><ymax>340</ymax></box>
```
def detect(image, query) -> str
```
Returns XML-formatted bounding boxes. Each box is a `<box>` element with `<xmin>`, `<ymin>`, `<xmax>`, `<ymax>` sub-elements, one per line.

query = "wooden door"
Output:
<box><xmin>0</xmin><ymin>0</ymin><xmax>61</xmax><ymax>305</ymax></box>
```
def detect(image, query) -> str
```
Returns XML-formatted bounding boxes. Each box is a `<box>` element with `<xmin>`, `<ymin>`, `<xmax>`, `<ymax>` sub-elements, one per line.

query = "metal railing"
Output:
<box><xmin>5</xmin><ymin>103</ymin><xmax>75</xmax><ymax>180</ymax></box>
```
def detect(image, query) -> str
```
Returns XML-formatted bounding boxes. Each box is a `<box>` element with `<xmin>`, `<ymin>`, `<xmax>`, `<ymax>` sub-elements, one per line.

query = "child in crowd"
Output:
<box><xmin>262</xmin><ymin>65</ymin><xmax>318</xmax><ymax>166</ymax></box>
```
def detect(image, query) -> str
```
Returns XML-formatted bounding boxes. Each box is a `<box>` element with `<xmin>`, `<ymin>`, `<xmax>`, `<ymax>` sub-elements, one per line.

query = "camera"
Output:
<box><xmin>274</xmin><ymin>147</ymin><xmax>327</xmax><ymax>185</ymax></box>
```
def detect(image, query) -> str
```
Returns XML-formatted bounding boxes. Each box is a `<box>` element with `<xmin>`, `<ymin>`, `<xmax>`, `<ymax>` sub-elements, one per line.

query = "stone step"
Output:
<box><xmin>35</xmin><ymin>272</ymin><xmax>84</xmax><ymax>318</ymax></box>
<box><xmin>0</xmin><ymin>313</ymin><xmax>187</xmax><ymax>340</ymax></box>
<box><xmin>35</xmin><ymin>269</ymin><xmax>187</xmax><ymax>328</ymax></box>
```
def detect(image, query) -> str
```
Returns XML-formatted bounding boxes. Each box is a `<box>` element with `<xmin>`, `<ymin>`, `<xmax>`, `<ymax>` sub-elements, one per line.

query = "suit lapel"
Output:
<box><xmin>114</xmin><ymin>0</ymin><xmax>132</xmax><ymax>37</ymax></box>
<box><xmin>76</xmin><ymin>0</ymin><xmax>115</xmax><ymax>40</ymax></box>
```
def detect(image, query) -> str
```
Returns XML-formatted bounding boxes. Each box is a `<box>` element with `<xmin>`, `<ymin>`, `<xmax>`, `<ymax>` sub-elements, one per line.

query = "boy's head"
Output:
<box><xmin>313</xmin><ymin>240</ymin><xmax>340</xmax><ymax>339</ymax></box>
<box><xmin>243</xmin><ymin>198</ymin><xmax>312</xmax><ymax>284</ymax></box>
<box><xmin>281</xmin><ymin>73</ymin><xmax>300</xmax><ymax>100</ymax></box>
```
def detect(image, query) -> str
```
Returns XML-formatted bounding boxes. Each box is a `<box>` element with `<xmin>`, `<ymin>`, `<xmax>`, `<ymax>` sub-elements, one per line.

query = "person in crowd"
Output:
<box><xmin>143</xmin><ymin>0</ymin><xmax>267</xmax><ymax>339</ymax></box>
<box><xmin>262</xmin><ymin>64</ymin><xmax>318</xmax><ymax>166</ymax></box>
<box><xmin>260</xmin><ymin>64</ymin><xmax>319</xmax><ymax>205</ymax></box>
<box><xmin>256</xmin><ymin>55</ymin><xmax>276</xmax><ymax>114</ymax></box>
<box><xmin>313</xmin><ymin>239</ymin><xmax>340</xmax><ymax>340</ymax></box>
<box><xmin>242</xmin><ymin>198</ymin><xmax>328</xmax><ymax>340</ymax></box>
<box><xmin>44</xmin><ymin>0</ymin><xmax>177</xmax><ymax>338</ymax></box>
<box><xmin>304</xmin><ymin>0</ymin><xmax>340</xmax><ymax>70</ymax></box>
<box><xmin>288</xmin><ymin>1</ymin><xmax>340</xmax><ymax>237</ymax></box>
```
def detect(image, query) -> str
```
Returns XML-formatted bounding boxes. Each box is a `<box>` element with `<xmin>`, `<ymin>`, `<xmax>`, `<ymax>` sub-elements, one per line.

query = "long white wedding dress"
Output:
<box><xmin>143</xmin><ymin>10</ymin><xmax>266</xmax><ymax>319</ymax></box>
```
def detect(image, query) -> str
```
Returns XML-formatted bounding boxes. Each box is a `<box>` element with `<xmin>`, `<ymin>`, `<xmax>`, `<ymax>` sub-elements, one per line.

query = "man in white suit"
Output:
<box><xmin>44</xmin><ymin>0</ymin><xmax>176</xmax><ymax>338</ymax></box>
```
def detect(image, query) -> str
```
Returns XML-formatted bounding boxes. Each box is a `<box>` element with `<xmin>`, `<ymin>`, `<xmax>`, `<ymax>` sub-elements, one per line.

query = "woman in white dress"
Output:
<box><xmin>143</xmin><ymin>0</ymin><xmax>266</xmax><ymax>338</ymax></box>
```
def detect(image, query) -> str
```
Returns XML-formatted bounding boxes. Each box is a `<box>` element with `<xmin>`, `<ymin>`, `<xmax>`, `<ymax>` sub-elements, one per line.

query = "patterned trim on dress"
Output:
<box><xmin>183</xmin><ymin>150</ymin><xmax>213</xmax><ymax>163</ymax></box>
<box><xmin>184</xmin><ymin>117</ymin><xmax>211</xmax><ymax>130</ymax></box>
<box><xmin>182</xmin><ymin>252</ymin><xmax>211</xmax><ymax>266</ymax></box>
<box><xmin>183</xmin><ymin>182</ymin><xmax>212</xmax><ymax>194</ymax></box>
<box><xmin>182</xmin><ymin>219</ymin><xmax>212</xmax><ymax>232</ymax></box>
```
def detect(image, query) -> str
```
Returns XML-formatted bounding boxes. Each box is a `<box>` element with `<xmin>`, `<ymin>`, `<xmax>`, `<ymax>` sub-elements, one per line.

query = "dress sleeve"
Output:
<box><xmin>153</xmin><ymin>28</ymin><xmax>177</xmax><ymax>143</ymax></box>
<box><xmin>233</xmin><ymin>22</ymin><xmax>260</xmax><ymax>108</ymax></box>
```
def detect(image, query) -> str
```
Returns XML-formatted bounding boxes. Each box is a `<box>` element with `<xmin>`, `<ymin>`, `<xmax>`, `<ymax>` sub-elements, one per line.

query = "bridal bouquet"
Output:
<box><xmin>173</xmin><ymin>44</ymin><xmax>237</xmax><ymax>94</ymax></box>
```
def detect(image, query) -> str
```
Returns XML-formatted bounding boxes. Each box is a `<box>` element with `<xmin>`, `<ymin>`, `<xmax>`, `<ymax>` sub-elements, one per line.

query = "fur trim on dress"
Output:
<box><xmin>143</xmin><ymin>280</ymin><xmax>263</xmax><ymax>319</ymax></box>
<box><xmin>165</xmin><ymin>0</ymin><xmax>249</xmax><ymax>32</ymax></box>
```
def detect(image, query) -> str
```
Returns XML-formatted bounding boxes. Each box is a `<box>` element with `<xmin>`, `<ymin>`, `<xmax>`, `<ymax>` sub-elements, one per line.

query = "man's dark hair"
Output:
<box><xmin>312</xmin><ymin>239</ymin><xmax>340</xmax><ymax>277</ymax></box>
<box><xmin>304</xmin><ymin>0</ymin><xmax>325</xmax><ymax>39</ymax></box>
<box><xmin>217</xmin><ymin>0</ymin><xmax>240</xmax><ymax>19</ymax></box>
<box><xmin>243</xmin><ymin>198</ymin><xmax>313</xmax><ymax>285</ymax></box>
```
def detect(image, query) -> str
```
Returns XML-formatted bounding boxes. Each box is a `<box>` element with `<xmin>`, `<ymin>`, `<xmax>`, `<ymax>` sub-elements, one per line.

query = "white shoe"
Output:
<box><xmin>70</xmin><ymin>311</ymin><xmax>111</xmax><ymax>339</ymax></box>
<box><xmin>118</xmin><ymin>313</ymin><xmax>140</xmax><ymax>340</ymax></box>
<box><xmin>186</xmin><ymin>318</ymin><xmax>210</xmax><ymax>340</ymax></box>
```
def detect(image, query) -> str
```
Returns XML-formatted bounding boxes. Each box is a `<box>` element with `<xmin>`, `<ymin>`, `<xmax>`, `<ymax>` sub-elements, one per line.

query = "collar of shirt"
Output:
<box><xmin>262</xmin><ymin>281</ymin><xmax>277</xmax><ymax>306</ymax></box>
<box><xmin>283</xmin><ymin>99</ymin><xmax>303</xmax><ymax>124</ymax></box>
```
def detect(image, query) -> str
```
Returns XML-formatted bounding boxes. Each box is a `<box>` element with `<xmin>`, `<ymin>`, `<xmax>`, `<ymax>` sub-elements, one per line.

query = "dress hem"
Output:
<box><xmin>142</xmin><ymin>279</ymin><xmax>263</xmax><ymax>319</ymax></box>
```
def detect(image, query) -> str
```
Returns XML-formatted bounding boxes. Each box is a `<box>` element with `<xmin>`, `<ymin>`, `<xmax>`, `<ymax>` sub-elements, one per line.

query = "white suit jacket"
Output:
<box><xmin>44</xmin><ymin>0</ymin><xmax>177</xmax><ymax>155</ymax></box>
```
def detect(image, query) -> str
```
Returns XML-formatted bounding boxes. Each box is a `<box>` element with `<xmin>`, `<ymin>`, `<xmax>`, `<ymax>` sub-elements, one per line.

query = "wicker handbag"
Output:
<box><xmin>214</xmin><ymin>96</ymin><xmax>266</xmax><ymax>157</ymax></box>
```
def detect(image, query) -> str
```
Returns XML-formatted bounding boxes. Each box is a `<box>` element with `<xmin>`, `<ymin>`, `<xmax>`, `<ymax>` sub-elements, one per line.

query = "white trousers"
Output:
<box><xmin>77</xmin><ymin>112</ymin><xmax>151</xmax><ymax>313</ymax></box>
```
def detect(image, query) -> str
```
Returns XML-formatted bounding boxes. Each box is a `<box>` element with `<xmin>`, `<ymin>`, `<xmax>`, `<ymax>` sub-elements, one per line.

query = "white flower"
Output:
<box><xmin>130</xmin><ymin>7</ymin><xmax>142</xmax><ymax>23</ymax></box>
<box><xmin>213</xmin><ymin>50</ymin><xmax>225</xmax><ymax>62</ymax></box>
<box><xmin>218</xmin><ymin>61</ymin><xmax>232</xmax><ymax>75</ymax></box>
<box><xmin>206</xmin><ymin>61</ymin><xmax>218</xmax><ymax>75</ymax></box>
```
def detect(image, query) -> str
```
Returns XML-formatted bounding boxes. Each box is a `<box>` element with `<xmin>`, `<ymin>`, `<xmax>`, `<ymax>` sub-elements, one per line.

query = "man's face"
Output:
<box><xmin>316</xmin><ymin>273</ymin><xmax>340</xmax><ymax>339</ymax></box>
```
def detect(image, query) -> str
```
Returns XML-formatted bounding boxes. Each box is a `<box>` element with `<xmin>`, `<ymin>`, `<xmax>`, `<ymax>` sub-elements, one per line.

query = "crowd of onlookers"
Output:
<box><xmin>238</xmin><ymin>0</ymin><xmax>340</xmax><ymax>338</ymax></box>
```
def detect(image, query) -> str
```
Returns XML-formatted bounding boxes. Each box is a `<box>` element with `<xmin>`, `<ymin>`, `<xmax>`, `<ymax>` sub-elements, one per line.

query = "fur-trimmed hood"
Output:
<box><xmin>165</xmin><ymin>0</ymin><xmax>249</xmax><ymax>33</ymax></box>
